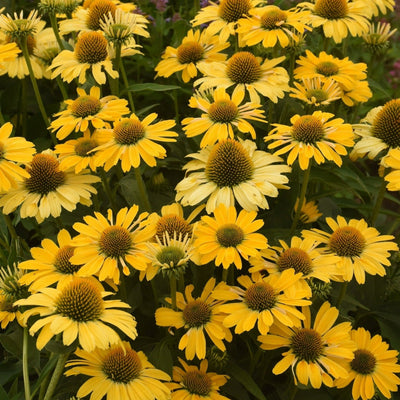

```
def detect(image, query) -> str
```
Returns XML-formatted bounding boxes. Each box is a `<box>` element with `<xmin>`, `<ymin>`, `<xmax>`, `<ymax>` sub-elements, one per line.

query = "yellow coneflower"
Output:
<box><xmin>65</xmin><ymin>341</ymin><xmax>171</xmax><ymax>400</ymax></box>
<box><xmin>175</xmin><ymin>138</ymin><xmax>291</xmax><ymax>213</ymax></box>
<box><xmin>15</xmin><ymin>276</ymin><xmax>137</xmax><ymax>351</ymax></box>
<box><xmin>155</xmin><ymin>29</ymin><xmax>229</xmax><ymax>83</ymax></box>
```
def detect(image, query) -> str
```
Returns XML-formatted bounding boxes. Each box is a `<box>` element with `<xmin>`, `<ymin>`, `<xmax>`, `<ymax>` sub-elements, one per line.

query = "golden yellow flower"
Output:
<box><xmin>193</xmin><ymin>203</ymin><xmax>268</xmax><ymax>270</ymax></box>
<box><xmin>266</xmin><ymin>111</ymin><xmax>355</xmax><ymax>170</ymax></box>
<box><xmin>302</xmin><ymin>216</ymin><xmax>399</xmax><ymax>284</ymax></box>
<box><xmin>168</xmin><ymin>358</ymin><xmax>229</xmax><ymax>400</ymax></box>
<box><xmin>294</xmin><ymin>50</ymin><xmax>368</xmax><ymax>92</ymax></box>
<box><xmin>70</xmin><ymin>206</ymin><xmax>155</xmax><ymax>284</ymax></box>
<box><xmin>49</xmin><ymin>30</ymin><xmax>118</xmax><ymax>85</ymax></box>
<box><xmin>0</xmin><ymin>291</ymin><xmax>23</xmax><ymax>328</ymax></box>
<box><xmin>155</xmin><ymin>278</ymin><xmax>232</xmax><ymax>360</ymax></box>
<box><xmin>360</xmin><ymin>0</ymin><xmax>394</xmax><ymax>16</ymax></box>
<box><xmin>0</xmin><ymin>42</ymin><xmax>20</xmax><ymax>67</ymax></box>
<box><xmin>0</xmin><ymin>122</ymin><xmax>35</xmax><ymax>192</ymax></box>
<box><xmin>0</xmin><ymin>150</ymin><xmax>100</xmax><ymax>222</ymax></box>
<box><xmin>66</xmin><ymin>341</ymin><xmax>171</xmax><ymax>400</ymax></box>
<box><xmin>175</xmin><ymin>138</ymin><xmax>291</xmax><ymax>213</ymax></box>
<box><xmin>298</xmin><ymin>0</ymin><xmax>370</xmax><ymax>43</ymax></box>
<box><xmin>382</xmin><ymin>148</ymin><xmax>400</xmax><ymax>191</ymax></box>
<box><xmin>191</xmin><ymin>0</ymin><xmax>263</xmax><ymax>42</ymax></box>
<box><xmin>94</xmin><ymin>112</ymin><xmax>178</xmax><ymax>171</ymax></box>
<box><xmin>294</xmin><ymin>197</ymin><xmax>323</xmax><ymax>224</ymax></box>
<box><xmin>335</xmin><ymin>327</ymin><xmax>400</xmax><ymax>400</ymax></box>
<box><xmin>195</xmin><ymin>51</ymin><xmax>290</xmax><ymax>104</ymax></box>
<box><xmin>214</xmin><ymin>270</ymin><xmax>311</xmax><ymax>335</ymax></box>
<box><xmin>50</xmin><ymin>86</ymin><xmax>129</xmax><ymax>140</ymax></box>
<box><xmin>55</xmin><ymin>130</ymin><xmax>106</xmax><ymax>173</ymax></box>
<box><xmin>18</xmin><ymin>229</ymin><xmax>81</xmax><ymax>292</ymax></box>
<box><xmin>182</xmin><ymin>86</ymin><xmax>267</xmax><ymax>148</ymax></box>
<box><xmin>237</xmin><ymin>5</ymin><xmax>311</xmax><ymax>48</ymax></box>
<box><xmin>15</xmin><ymin>276</ymin><xmax>137</xmax><ymax>351</ymax></box>
<box><xmin>155</xmin><ymin>29</ymin><xmax>229</xmax><ymax>83</ymax></box>
<box><xmin>249</xmin><ymin>236</ymin><xmax>340</xmax><ymax>290</ymax></box>
<box><xmin>259</xmin><ymin>301</ymin><xmax>356</xmax><ymax>388</ymax></box>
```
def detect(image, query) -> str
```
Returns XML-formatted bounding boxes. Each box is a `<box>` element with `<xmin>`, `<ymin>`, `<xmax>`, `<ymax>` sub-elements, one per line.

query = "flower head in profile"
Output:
<box><xmin>237</xmin><ymin>5</ymin><xmax>311</xmax><ymax>48</ymax></box>
<box><xmin>258</xmin><ymin>301</ymin><xmax>356</xmax><ymax>388</ymax></box>
<box><xmin>70</xmin><ymin>206</ymin><xmax>155</xmax><ymax>284</ymax></box>
<box><xmin>302</xmin><ymin>216</ymin><xmax>399</xmax><ymax>284</ymax></box>
<box><xmin>0</xmin><ymin>19</ymin><xmax>49</xmax><ymax>79</ymax></box>
<box><xmin>168</xmin><ymin>358</ymin><xmax>229</xmax><ymax>400</ymax></box>
<box><xmin>65</xmin><ymin>341</ymin><xmax>171</xmax><ymax>400</ymax></box>
<box><xmin>298</xmin><ymin>0</ymin><xmax>370</xmax><ymax>43</ymax></box>
<box><xmin>335</xmin><ymin>327</ymin><xmax>400</xmax><ymax>400</ymax></box>
<box><xmin>18</xmin><ymin>229</ymin><xmax>81</xmax><ymax>292</ymax></box>
<box><xmin>49</xmin><ymin>30</ymin><xmax>118</xmax><ymax>85</ymax></box>
<box><xmin>0</xmin><ymin>10</ymin><xmax>41</xmax><ymax>41</ymax></box>
<box><xmin>155</xmin><ymin>29</ymin><xmax>229</xmax><ymax>83</ymax></box>
<box><xmin>0</xmin><ymin>150</ymin><xmax>100</xmax><ymax>223</ymax></box>
<box><xmin>191</xmin><ymin>0</ymin><xmax>263</xmax><ymax>42</ymax></box>
<box><xmin>0</xmin><ymin>122</ymin><xmax>35</xmax><ymax>192</ymax></box>
<box><xmin>290</xmin><ymin>77</ymin><xmax>342</xmax><ymax>108</ymax></box>
<box><xmin>15</xmin><ymin>276</ymin><xmax>137</xmax><ymax>351</ymax></box>
<box><xmin>94</xmin><ymin>112</ymin><xmax>178</xmax><ymax>172</ymax></box>
<box><xmin>50</xmin><ymin>86</ymin><xmax>129</xmax><ymax>140</ymax></box>
<box><xmin>100</xmin><ymin>8</ymin><xmax>149</xmax><ymax>46</ymax></box>
<box><xmin>213</xmin><ymin>270</ymin><xmax>311</xmax><ymax>335</ymax></box>
<box><xmin>182</xmin><ymin>86</ymin><xmax>267</xmax><ymax>148</ymax></box>
<box><xmin>266</xmin><ymin>111</ymin><xmax>355</xmax><ymax>170</ymax></box>
<box><xmin>155</xmin><ymin>278</ymin><xmax>232</xmax><ymax>360</ymax></box>
<box><xmin>363</xmin><ymin>21</ymin><xmax>397</xmax><ymax>55</ymax></box>
<box><xmin>175</xmin><ymin>138</ymin><xmax>291</xmax><ymax>213</ymax></box>
<box><xmin>351</xmin><ymin>99</ymin><xmax>400</xmax><ymax>160</ymax></box>
<box><xmin>195</xmin><ymin>51</ymin><xmax>290</xmax><ymax>104</ymax></box>
<box><xmin>39</xmin><ymin>0</ymin><xmax>81</xmax><ymax>15</ymax></box>
<box><xmin>193</xmin><ymin>203</ymin><xmax>268</xmax><ymax>270</ymax></box>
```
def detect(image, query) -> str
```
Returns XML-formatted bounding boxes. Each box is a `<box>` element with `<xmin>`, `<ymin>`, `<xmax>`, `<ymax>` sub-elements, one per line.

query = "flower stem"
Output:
<box><xmin>169</xmin><ymin>274</ymin><xmax>177</xmax><ymax>310</ymax></box>
<box><xmin>289</xmin><ymin>384</ymin><xmax>298</xmax><ymax>400</ymax></box>
<box><xmin>56</xmin><ymin>76</ymin><xmax>68</xmax><ymax>101</ymax></box>
<box><xmin>23</xmin><ymin>327</ymin><xmax>31</xmax><ymax>400</ymax></box>
<box><xmin>290</xmin><ymin>162</ymin><xmax>312</xmax><ymax>236</ymax></box>
<box><xmin>221</xmin><ymin>267</ymin><xmax>229</xmax><ymax>283</ymax></box>
<box><xmin>49</xmin><ymin>12</ymin><xmax>65</xmax><ymax>51</ymax></box>
<box><xmin>20</xmin><ymin>37</ymin><xmax>54</xmax><ymax>144</ymax></box>
<box><xmin>120</xmin><ymin>58</ymin><xmax>135</xmax><ymax>112</ymax></box>
<box><xmin>110</xmin><ymin>43</ymin><xmax>122</xmax><ymax>97</ymax></box>
<box><xmin>370</xmin><ymin>176</ymin><xmax>387</xmax><ymax>226</ymax></box>
<box><xmin>43</xmin><ymin>352</ymin><xmax>70</xmax><ymax>400</ymax></box>
<box><xmin>335</xmin><ymin>281</ymin><xmax>348</xmax><ymax>308</ymax></box>
<box><xmin>134</xmin><ymin>167</ymin><xmax>152</xmax><ymax>212</ymax></box>
<box><xmin>98</xmin><ymin>168</ymin><xmax>118</xmax><ymax>213</ymax></box>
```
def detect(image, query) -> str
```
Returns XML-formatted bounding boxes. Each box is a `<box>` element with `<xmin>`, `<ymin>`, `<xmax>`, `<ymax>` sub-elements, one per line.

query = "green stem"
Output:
<box><xmin>290</xmin><ymin>162</ymin><xmax>312</xmax><ymax>235</ymax></box>
<box><xmin>22</xmin><ymin>77</ymin><xmax>27</xmax><ymax>138</ymax></box>
<box><xmin>289</xmin><ymin>384</ymin><xmax>298</xmax><ymax>400</ymax></box>
<box><xmin>221</xmin><ymin>267</ymin><xmax>229</xmax><ymax>283</ymax></box>
<box><xmin>134</xmin><ymin>167</ymin><xmax>151</xmax><ymax>212</ymax></box>
<box><xmin>120</xmin><ymin>58</ymin><xmax>135</xmax><ymax>112</ymax></box>
<box><xmin>43</xmin><ymin>352</ymin><xmax>70</xmax><ymax>400</ymax></box>
<box><xmin>169</xmin><ymin>274</ymin><xmax>177</xmax><ymax>310</ymax></box>
<box><xmin>336</xmin><ymin>281</ymin><xmax>348</xmax><ymax>308</ymax></box>
<box><xmin>20</xmin><ymin>37</ymin><xmax>53</xmax><ymax>141</ymax></box>
<box><xmin>98</xmin><ymin>168</ymin><xmax>118</xmax><ymax>212</ymax></box>
<box><xmin>23</xmin><ymin>328</ymin><xmax>31</xmax><ymax>400</ymax></box>
<box><xmin>110</xmin><ymin>43</ymin><xmax>122</xmax><ymax>97</ymax></box>
<box><xmin>56</xmin><ymin>76</ymin><xmax>68</xmax><ymax>100</ymax></box>
<box><xmin>370</xmin><ymin>176</ymin><xmax>387</xmax><ymax>226</ymax></box>
<box><xmin>49</xmin><ymin>12</ymin><xmax>65</xmax><ymax>51</ymax></box>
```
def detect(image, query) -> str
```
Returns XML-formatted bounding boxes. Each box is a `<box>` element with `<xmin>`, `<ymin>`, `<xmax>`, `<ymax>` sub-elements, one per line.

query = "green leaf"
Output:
<box><xmin>31</xmin><ymin>355</ymin><xmax>59</xmax><ymax>398</ymax></box>
<box><xmin>225</xmin><ymin>360</ymin><xmax>267</xmax><ymax>400</ymax></box>
<box><xmin>124</xmin><ymin>83</ymin><xmax>182</xmax><ymax>93</ymax></box>
<box><xmin>0</xmin><ymin>385</ymin><xmax>9</xmax><ymax>400</ymax></box>
<box><xmin>0</xmin><ymin>360</ymin><xmax>21</xmax><ymax>386</ymax></box>
<box><xmin>148</xmin><ymin>340</ymin><xmax>173</xmax><ymax>376</ymax></box>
